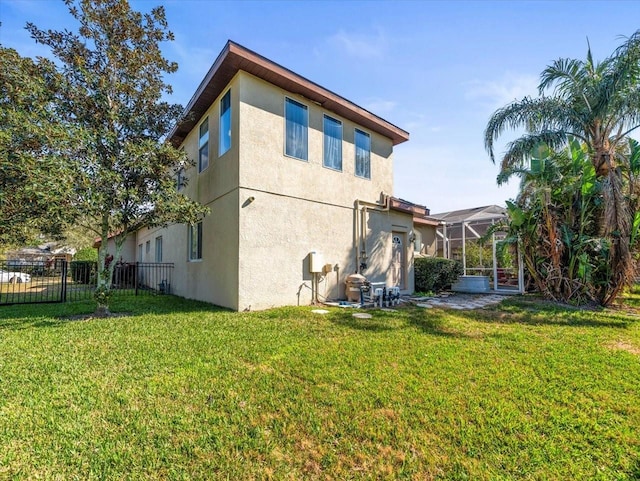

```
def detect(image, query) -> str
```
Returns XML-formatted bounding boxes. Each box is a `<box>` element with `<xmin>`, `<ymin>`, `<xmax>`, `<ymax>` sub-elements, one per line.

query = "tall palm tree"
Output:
<box><xmin>485</xmin><ymin>31</ymin><xmax>640</xmax><ymax>305</ymax></box>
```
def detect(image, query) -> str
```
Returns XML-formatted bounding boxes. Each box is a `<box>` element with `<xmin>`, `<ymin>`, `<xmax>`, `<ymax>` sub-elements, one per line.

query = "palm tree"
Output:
<box><xmin>485</xmin><ymin>31</ymin><xmax>640</xmax><ymax>305</ymax></box>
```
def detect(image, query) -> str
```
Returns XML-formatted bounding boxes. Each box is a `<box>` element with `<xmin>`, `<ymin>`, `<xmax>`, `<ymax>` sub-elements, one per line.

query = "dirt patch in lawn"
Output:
<box><xmin>607</xmin><ymin>341</ymin><xmax>640</xmax><ymax>356</ymax></box>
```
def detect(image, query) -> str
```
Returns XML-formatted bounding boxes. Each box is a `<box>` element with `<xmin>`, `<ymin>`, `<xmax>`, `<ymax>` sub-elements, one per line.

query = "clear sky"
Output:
<box><xmin>2</xmin><ymin>0</ymin><xmax>639</xmax><ymax>213</ymax></box>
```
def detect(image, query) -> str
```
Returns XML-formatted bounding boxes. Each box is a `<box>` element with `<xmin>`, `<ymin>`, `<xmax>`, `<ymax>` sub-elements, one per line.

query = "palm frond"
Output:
<box><xmin>594</xmin><ymin>30</ymin><xmax>640</xmax><ymax>117</ymax></box>
<box><xmin>500</xmin><ymin>131</ymin><xmax>568</xmax><ymax>172</ymax></box>
<box><xmin>607</xmin><ymin>88</ymin><xmax>640</xmax><ymax>143</ymax></box>
<box><xmin>485</xmin><ymin>96</ymin><xmax>584</xmax><ymax>162</ymax></box>
<box><xmin>539</xmin><ymin>57</ymin><xmax>586</xmax><ymax>95</ymax></box>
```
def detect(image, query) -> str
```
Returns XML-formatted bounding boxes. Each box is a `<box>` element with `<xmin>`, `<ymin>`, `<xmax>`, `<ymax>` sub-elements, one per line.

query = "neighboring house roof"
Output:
<box><xmin>168</xmin><ymin>40</ymin><xmax>410</xmax><ymax>148</ymax></box>
<box><xmin>8</xmin><ymin>243</ymin><xmax>77</xmax><ymax>261</ymax></box>
<box><xmin>431</xmin><ymin>205</ymin><xmax>506</xmax><ymax>224</ymax></box>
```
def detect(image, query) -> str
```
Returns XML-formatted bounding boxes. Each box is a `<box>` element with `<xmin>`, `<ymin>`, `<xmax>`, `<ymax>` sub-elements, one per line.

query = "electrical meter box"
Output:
<box><xmin>308</xmin><ymin>251</ymin><xmax>324</xmax><ymax>273</ymax></box>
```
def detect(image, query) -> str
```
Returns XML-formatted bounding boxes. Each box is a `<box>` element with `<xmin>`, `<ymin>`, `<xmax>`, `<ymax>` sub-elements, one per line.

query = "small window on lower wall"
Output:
<box><xmin>189</xmin><ymin>222</ymin><xmax>202</xmax><ymax>261</ymax></box>
<box><xmin>155</xmin><ymin>236</ymin><xmax>163</xmax><ymax>262</ymax></box>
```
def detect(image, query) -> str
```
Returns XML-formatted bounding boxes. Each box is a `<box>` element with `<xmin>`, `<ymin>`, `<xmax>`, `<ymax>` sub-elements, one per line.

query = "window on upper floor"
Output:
<box><xmin>219</xmin><ymin>90</ymin><xmax>231</xmax><ymax>156</ymax></box>
<box><xmin>199</xmin><ymin>118</ymin><xmax>209</xmax><ymax>172</ymax></box>
<box><xmin>355</xmin><ymin>129</ymin><xmax>371</xmax><ymax>179</ymax></box>
<box><xmin>138</xmin><ymin>243</ymin><xmax>143</xmax><ymax>261</ymax></box>
<box><xmin>323</xmin><ymin>115</ymin><xmax>342</xmax><ymax>171</ymax></box>
<box><xmin>285</xmin><ymin>97</ymin><xmax>308</xmax><ymax>161</ymax></box>
<box><xmin>189</xmin><ymin>222</ymin><xmax>203</xmax><ymax>261</ymax></box>
<box><xmin>176</xmin><ymin>166</ymin><xmax>185</xmax><ymax>191</ymax></box>
<box><xmin>145</xmin><ymin>240</ymin><xmax>151</xmax><ymax>256</ymax></box>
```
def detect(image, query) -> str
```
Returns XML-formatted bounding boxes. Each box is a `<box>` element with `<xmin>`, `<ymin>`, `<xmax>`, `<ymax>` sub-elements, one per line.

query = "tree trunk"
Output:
<box><xmin>94</xmin><ymin>303</ymin><xmax>111</xmax><ymax>317</ymax></box>
<box><xmin>599</xmin><ymin>169</ymin><xmax>633</xmax><ymax>306</ymax></box>
<box><xmin>94</xmin><ymin>212</ymin><xmax>113</xmax><ymax>316</ymax></box>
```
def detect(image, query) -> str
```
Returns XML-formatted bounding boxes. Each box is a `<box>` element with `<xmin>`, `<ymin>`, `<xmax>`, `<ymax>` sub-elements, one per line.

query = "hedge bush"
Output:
<box><xmin>414</xmin><ymin>257</ymin><xmax>462</xmax><ymax>293</ymax></box>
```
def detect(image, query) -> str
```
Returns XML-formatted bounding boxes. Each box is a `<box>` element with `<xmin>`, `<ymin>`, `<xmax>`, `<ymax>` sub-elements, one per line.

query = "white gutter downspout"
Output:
<box><xmin>355</xmin><ymin>193</ymin><xmax>390</xmax><ymax>274</ymax></box>
<box><xmin>462</xmin><ymin>220</ymin><xmax>467</xmax><ymax>276</ymax></box>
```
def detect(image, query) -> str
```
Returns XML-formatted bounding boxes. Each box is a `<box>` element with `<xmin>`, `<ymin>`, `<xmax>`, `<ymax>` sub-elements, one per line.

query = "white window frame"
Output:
<box><xmin>198</xmin><ymin>118</ymin><xmax>209</xmax><ymax>172</ymax></box>
<box><xmin>176</xmin><ymin>166</ymin><xmax>185</xmax><ymax>191</ymax></box>
<box><xmin>188</xmin><ymin>222</ymin><xmax>203</xmax><ymax>261</ymax></box>
<box><xmin>284</xmin><ymin>97</ymin><xmax>309</xmax><ymax>161</ymax></box>
<box><xmin>323</xmin><ymin>114</ymin><xmax>343</xmax><ymax>171</ymax></box>
<box><xmin>354</xmin><ymin>128</ymin><xmax>371</xmax><ymax>180</ymax></box>
<box><xmin>155</xmin><ymin>236</ymin><xmax>163</xmax><ymax>263</ymax></box>
<box><xmin>219</xmin><ymin>89</ymin><xmax>231</xmax><ymax>157</ymax></box>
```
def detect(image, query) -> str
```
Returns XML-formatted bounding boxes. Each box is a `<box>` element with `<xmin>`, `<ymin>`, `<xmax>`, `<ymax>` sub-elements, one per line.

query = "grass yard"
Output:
<box><xmin>0</xmin><ymin>293</ymin><xmax>639</xmax><ymax>480</ymax></box>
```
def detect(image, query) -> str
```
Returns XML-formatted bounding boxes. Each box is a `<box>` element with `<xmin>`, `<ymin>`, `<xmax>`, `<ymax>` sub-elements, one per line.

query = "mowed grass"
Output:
<box><xmin>0</xmin><ymin>293</ymin><xmax>639</xmax><ymax>480</ymax></box>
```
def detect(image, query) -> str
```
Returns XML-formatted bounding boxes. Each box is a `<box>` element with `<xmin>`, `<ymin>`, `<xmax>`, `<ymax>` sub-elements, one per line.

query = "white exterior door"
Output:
<box><xmin>391</xmin><ymin>233</ymin><xmax>405</xmax><ymax>289</ymax></box>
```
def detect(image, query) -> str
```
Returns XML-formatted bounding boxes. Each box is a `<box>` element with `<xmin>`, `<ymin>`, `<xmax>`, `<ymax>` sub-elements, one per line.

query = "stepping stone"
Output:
<box><xmin>311</xmin><ymin>309</ymin><xmax>329</xmax><ymax>315</ymax></box>
<box><xmin>352</xmin><ymin>313</ymin><xmax>372</xmax><ymax>319</ymax></box>
<box><xmin>416</xmin><ymin>303</ymin><xmax>433</xmax><ymax>308</ymax></box>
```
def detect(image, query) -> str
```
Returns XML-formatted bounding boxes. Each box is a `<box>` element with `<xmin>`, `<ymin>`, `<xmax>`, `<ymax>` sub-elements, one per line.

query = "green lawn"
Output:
<box><xmin>0</xmin><ymin>293</ymin><xmax>639</xmax><ymax>480</ymax></box>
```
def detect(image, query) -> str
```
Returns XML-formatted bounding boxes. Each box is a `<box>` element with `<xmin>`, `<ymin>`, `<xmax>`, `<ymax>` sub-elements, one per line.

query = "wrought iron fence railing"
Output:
<box><xmin>0</xmin><ymin>260</ymin><xmax>174</xmax><ymax>305</ymax></box>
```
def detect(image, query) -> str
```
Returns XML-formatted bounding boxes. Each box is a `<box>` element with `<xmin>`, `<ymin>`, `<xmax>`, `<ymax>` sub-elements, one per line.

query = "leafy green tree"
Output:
<box><xmin>485</xmin><ymin>31</ymin><xmax>640</xmax><ymax>305</ymax></box>
<box><xmin>26</xmin><ymin>0</ymin><xmax>208</xmax><ymax>315</ymax></box>
<box><xmin>0</xmin><ymin>47</ymin><xmax>77</xmax><ymax>249</ymax></box>
<box><xmin>499</xmin><ymin>139</ymin><xmax>605</xmax><ymax>303</ymax></box>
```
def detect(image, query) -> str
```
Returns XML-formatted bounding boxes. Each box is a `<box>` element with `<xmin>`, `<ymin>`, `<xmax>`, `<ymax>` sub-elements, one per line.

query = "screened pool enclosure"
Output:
<box><xmin>432</xmin><ymin>205</ymin><xmax>524</xmax><ymax>294</ymax></box>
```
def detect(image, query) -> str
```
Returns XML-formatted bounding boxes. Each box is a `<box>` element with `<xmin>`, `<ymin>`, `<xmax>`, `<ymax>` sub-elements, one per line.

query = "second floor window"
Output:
<box><xmin>176</xmin><ymin>167</ymin><xmax>185</xmax><ymax>191</ymax></box>
<box><xmin>355</xmin><ymin>129</ymin><xmax>371</xmax><ymax>179</ymax></box>
<box><xmin>323</xmin><ymin>115</ymin><xmax>342</xmax><ymax>171</ymax></box>
<box><xmin>155</xmin><ymin>236</ymin><xmax>163</xmax><ymax>262</ymax></box>
<box><xmin>285</xmin><ymin>98</ymin><xmax>308</xmax><ymax>160</ymax></box>
<box><xmin>199</xmin><ymin>118</ymin><xmax>209</xmax><ymax>172</ymax></box>
<box><xmin>219</xmin><ymin>90</ymin><xmax>231</xmax><ymax>156</ymax></box>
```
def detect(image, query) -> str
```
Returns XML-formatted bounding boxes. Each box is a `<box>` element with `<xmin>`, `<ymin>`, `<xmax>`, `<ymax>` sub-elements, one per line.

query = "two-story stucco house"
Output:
<box><xmin>135</xmin><ymin>40</ymin><xmax>429</xmax><ymax>311</ymax></box>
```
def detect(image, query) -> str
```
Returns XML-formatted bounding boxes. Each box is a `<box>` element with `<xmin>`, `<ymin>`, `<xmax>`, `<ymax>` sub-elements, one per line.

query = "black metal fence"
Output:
<box><xmin>0</xmin><ymin>260</ymin><xmax>174</xmax><ymax>306</ymax></box>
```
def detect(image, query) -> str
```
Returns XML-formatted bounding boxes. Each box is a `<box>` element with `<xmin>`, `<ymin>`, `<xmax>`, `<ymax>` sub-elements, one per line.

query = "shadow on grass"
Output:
<box><xmin>328</xmin><ymin>306</ymin><xmax>478</xmax><ymax>338</ymax></box>
<box><xmin>403</xmin><ymin>308</ymin><xmax>480</xmax><ymax>338</ymax></box>
<box><xmin>630</xmin><ymin>458</ymin><xmax>640</xmax><ymax>480</ymax></box>
<box><xmin>0</xmin><ymin>294</ymin><xmax>231</xmax><ymax>331</ymax></box>
<box><xmin>468</xmin><ymin>299</ymin><xmax>635</xmax><ymax>328</ymax></box>
<box><xmin>326</xmin><ymin>297</ymin><xmax>636</xmax><ymax>337</ymax></box>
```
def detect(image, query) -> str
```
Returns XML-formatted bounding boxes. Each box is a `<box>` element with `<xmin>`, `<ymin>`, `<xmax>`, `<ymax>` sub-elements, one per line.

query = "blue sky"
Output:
<box><xmin>2</xmin><ymin>0</ymin><xmax>639</xmax><ymax>213</ymax></box>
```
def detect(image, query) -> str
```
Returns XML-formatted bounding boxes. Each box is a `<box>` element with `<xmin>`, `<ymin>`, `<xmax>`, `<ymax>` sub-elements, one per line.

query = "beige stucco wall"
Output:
<box><xmin>134</xmin><ymin>75</ymin><xmax>241</xmax><ymax>309</ymax></box>
<box><xmin>237</xmin><ymin>72</ymin><xmax>394</xmax><ymax>205</ymax></box>
<box><xmin>135</xmin><ymin>70</ymin><xmax>412</xmax><ymax>310</ymax></box>
<box><xmin>415</xmin><ymin>224</ymin><xmax>437</xmax><ymax>256</ymax></box>
<box><xmin>105</xmin><ymin>234</ymin><xmax>136</xmax><ymax>263</ymax></box>
<box><xmin>236</xmin><ymin>72</ymin><xmax>413</xmax><ymax>310</ymax></box>
<box><xmin>236</xmin><ymin>189</ymin><xmax>415</xmax><ymax>310</ymax></box>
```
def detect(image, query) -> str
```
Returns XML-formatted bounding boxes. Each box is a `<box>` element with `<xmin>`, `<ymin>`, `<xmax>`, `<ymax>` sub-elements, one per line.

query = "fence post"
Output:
<box><xmin>135</xmin><ymin>262</ymin><xmax>139</xmax><ymax>296</ymax></box>
<box><xmin>61</xmin><ymin>260</ymin><xmax>68</xmax><ymax>302</ymax></box>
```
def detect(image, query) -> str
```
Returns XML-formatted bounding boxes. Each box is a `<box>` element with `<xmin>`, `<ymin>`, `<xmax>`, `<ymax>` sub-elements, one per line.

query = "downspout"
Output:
<box><xmin>441</xmin><ymin>221</ymin><xmax>448</xmax><ymax>258</ymax></box>
<box><xmin>462</xmin><ymin>220</ymin><xmax>467</xmax><ymax>276</ymax></box>
<box><xmin>354</xmin><ymin>193</ymin><xmax>391</xmax><ymax>273</ymax></box>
